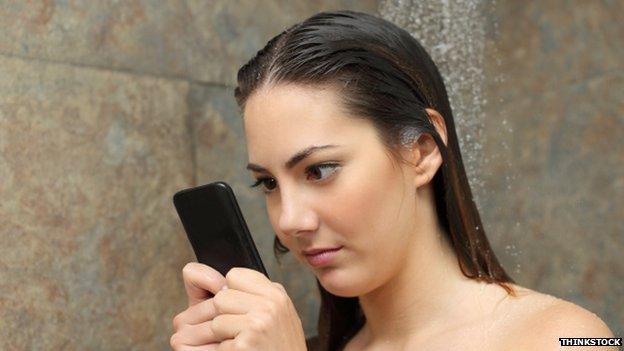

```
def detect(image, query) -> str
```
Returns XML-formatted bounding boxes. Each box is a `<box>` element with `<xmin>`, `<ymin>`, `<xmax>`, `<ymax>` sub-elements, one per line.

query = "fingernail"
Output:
<box><xmin>220</xmin><ymin>285</ymin><xmax>228</xmax><ymax>291</ymax></box>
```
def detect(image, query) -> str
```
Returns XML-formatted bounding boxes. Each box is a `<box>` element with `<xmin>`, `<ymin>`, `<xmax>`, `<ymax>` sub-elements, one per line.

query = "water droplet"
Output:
<box><xmin>379</xmin><ymin>0</ymin><xmax>489</xmax><ymax>201</ymax></box>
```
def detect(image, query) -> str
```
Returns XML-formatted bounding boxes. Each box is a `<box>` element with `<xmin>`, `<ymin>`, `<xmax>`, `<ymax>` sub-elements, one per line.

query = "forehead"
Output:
<box><xmin>243</xmin><ymin>83</ymin><xmax>372</xmax><ymax>161</ymax></box>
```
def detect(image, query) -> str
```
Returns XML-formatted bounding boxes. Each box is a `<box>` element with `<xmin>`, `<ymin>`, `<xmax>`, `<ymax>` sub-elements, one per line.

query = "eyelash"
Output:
<box><xmin>249</xmin><ymin>163</ymin><xmax>341</xmax><ymax>194</ymax></box>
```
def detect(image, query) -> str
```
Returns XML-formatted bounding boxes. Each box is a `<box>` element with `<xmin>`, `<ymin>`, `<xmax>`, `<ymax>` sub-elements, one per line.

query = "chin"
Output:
<box><xmin>314</xmin><ymin>267</ymin><xmax>365</xmax><ymax>298</ymax></box>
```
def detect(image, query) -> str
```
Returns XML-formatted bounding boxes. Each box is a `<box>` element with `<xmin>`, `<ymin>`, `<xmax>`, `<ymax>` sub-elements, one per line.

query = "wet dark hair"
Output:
<box><xmin>234</xmin><ymin>10</ymin><xmax>517</xmax><ymax>351</ymax></box>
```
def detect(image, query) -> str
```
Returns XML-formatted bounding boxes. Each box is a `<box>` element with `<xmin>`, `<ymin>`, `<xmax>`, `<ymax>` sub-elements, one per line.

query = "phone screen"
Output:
<box><xmin>173</xmin><ymin>181</ymin><xmax>269</xmax><ymax>279</ymax></box>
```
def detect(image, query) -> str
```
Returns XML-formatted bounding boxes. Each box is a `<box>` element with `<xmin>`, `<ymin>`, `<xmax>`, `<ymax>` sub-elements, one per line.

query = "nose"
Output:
<box><xmin>277</xmin><ymin>186</ymin><xmax>318</xmax><ymax>237</ymax></box>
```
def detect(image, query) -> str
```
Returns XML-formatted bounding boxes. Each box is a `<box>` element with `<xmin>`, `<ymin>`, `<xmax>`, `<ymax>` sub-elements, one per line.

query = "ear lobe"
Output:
<box><xmin>425</xmin><ymin>108</ymin><xmax>448</xmax><ymax>147</ymax></box>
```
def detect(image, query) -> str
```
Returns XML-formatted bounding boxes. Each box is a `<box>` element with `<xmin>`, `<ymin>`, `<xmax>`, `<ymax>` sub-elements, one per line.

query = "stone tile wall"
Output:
<box><xmin>0</xmin><ymin>1</ymin><xmax>378</xmax><ymax>349</ymax></box>
<box><xmin>480</xmin><ymin>0</ymin><xmax>623</xmax><ymax>335</ymax></box>
<box><xmin>1</xmin><ymin>0</ymin><xmax>621</xmax><ymax>349</ymax></box>
<box><xmin>382</xmin><ymin>0</ymin><xmax>622</xmax><ymax>336</ymax></box>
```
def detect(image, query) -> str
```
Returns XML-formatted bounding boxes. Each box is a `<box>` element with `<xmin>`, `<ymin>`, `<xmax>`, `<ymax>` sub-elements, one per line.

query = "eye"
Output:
<box><xmin>305</xmin><ymin>163</ymin><xmax>340</xmax><ymax>182</ymax></box>
<box><xmin>249</xmin><ymin>177</ymin><xmax>277</xmax><ymax>193</ymax></box>
<box><xmin>248</xmin><ymin>163</ymin><xmax>341</xmax><ymax>194</ymax></box>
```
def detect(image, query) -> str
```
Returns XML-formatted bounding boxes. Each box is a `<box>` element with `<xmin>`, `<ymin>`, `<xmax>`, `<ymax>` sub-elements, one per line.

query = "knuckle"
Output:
<box><xmin>273</xmin><ymin>287</ymin><xmax>289</xmax><ymax>303</ymax></box>
<box><xmin>272</xmin><ymin>282</ymin><xmax>287</xmax><ymax>293</ymax></box>
<box><xmin>225</xmin><ymin>267</ymin><xmax>235</xmax><ymax>279</ymax></box>
<box><xmin>211</xmin><ymin>313</ymin><xmax>224</xmax><ymax>326</ymax></box>
<box><xmin>172</xmin><ymin>314</ymin><xmax>181</xmax><ymax>330</ymax></box>
<box><xmin>172</xmin><ymin>308</ymin><xmax>189</xmax><ymax>331</ymax></box>
<box><xmin>268</xmin><ymin>291</ymin><xmax>290</xmax><ymax>314</ymax></box>
<box><xmin>249</xmin><ymin>314</ymin><xmax>271</xmax><ymax>333</ymax></box>
<box><xmin>212</xmin><ymin>291</ymin><xmax>226</xmax><ymax>313</ymax></box>
<box><xmin>264</xmin><ymin>299</ymin><xmax>279</xmax><ymax>315</ymax></box>
<box><xmin>199</xmin><ymin>298</ymin><xmax>213</xmax><ymax>316</ymax></box>
<box><xmin>210</xmin><ymin>314</ymin><xmax>225</xmax><ymax>333</ymax></box>
<box><xmin>225</xmin><ymin>267</ymin><xmax>241</xmax><ymax>280</ymax></box>
<box><xmin>233</xmin><ymin>338</ymin><xmax>251</xmax><ymax>350</ymax></box>
<box><xmin>270</xmin><ymin>300</ymin><xmax>281</xmax><ymax>315</ymax></box>
<box><xmin>169</xmin><ymin>333</ymin><xmax>180</xmax><ymax>349</ymax></box>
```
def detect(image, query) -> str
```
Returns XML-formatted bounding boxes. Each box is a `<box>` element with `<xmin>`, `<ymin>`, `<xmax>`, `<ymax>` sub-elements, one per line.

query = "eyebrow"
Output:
<box><xmin>246</xmin><ymin>144</ymin><xmax>342</xmax><ymax>173</ymax></box>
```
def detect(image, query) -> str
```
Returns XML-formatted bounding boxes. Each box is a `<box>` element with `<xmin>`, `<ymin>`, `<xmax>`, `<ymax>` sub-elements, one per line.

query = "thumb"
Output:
<box><xmin>182</xmin><ymin>262</ymin><xmax>227</xmax><ymax>306</ymax></box>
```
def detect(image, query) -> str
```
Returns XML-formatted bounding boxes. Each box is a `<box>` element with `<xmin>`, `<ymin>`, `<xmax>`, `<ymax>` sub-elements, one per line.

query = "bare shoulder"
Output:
<box><xmin>500</xmin><ymin>286</ymin><xmax>617</xmax><ymax>350</ymax></box>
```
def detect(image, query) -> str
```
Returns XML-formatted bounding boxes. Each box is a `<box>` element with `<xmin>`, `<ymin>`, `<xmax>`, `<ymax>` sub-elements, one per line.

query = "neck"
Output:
<box><xmin>356</xmin><ymin>193</ymin><xmax>502</xmax><ymax>347</ymax></box>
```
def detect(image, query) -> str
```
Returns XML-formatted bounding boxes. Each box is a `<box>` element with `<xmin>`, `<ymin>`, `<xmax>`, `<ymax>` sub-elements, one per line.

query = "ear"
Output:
<box><xmin>425</xmin><ymin>108</ymin><xmax>448</xmax><ymax>146</ymax></box>
<box><xmin>410</xmin><ymin>108</ymin><xmax>448</xmax><ymax>188</ymax></box>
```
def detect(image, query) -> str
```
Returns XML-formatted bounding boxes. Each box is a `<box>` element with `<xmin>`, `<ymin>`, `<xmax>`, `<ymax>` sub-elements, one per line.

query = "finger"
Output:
<box><xmin>213</xmin><ymin>287</ymin><xmax>267</xmax><ymax>315</ymax></box>
<box><xmin>173</xmin><ymin>298</ymin><xmax>219</xmax><ymax>330</ymax></box>
<box><xmin>210</xmin><ymin>313</ymin><xmax>247</xmax><ymax>342</ymax></box>
<box><xmin>174</xmin><ymin>319</ymin><xmax>220</xmax><ymax>346</ymax></box>
<box><xmin>216</xmin><ymin>339</ymin><xmax>237</xmax><ymax>351</ymax></box>
<box><xmin>170</xmin><ymin>333</ymin><xmax>220</xmax><ymax>351</ymax></box>
<box><xmin>176</xmin><ymin>345</ymin><xmax>219</xmax><ymax>351</ymax></box>
<box><xmin>183</xmin><ymin>262</ymin><xmax>227</xmax><ymax>306</ymax></box>
<box><xmin>224</xmin><ymin>267</ymin><xmax>275</xmax><ymax>298</ymax></box>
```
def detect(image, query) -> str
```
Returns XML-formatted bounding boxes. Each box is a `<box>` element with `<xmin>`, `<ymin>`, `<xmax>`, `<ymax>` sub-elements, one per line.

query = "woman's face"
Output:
<box><xmin>243</xmin><ymin>83</ymin><xmax>421</xmax><ymax>297</ymax></box>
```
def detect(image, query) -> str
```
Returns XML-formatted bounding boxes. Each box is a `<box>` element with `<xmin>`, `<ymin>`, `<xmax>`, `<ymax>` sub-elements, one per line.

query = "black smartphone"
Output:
<box><xmin>172</xmin><ymin>181</ymin><xmax>269</xmax><ymax>283</ymax></box>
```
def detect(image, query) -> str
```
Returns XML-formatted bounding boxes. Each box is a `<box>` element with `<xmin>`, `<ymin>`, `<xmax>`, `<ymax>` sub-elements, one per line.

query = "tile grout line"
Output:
<box><xmin>0</xmin><ymin>50</ymin><xmax>234</xmax><ymax>90</ymax></box>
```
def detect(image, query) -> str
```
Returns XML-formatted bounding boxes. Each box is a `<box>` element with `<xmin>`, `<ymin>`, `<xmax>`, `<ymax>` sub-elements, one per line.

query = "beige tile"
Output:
<box><xmin>482</xmin><ymin>69</ymin><xmax>624</xmax><ymax>330</ymax></box>
<box><xmin>0</xmin><ymin>1</ymin><xmax>379</xmax><ymax>85</ymax></box>
<box><xmin>0</xmin><ymin>55</ymin><xmax>194</xmax><ymax>349</ymax></box>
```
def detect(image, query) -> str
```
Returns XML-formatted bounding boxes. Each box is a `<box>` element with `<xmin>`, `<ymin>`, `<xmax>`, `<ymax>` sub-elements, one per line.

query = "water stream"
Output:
<box><xmin>379</xmin><ymin>0</ymin><xmax>498</xmax><ymax>208</ymax></box>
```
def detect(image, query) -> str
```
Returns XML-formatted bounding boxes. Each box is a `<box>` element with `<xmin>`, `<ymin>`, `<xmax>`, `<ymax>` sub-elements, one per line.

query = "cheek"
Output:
<box><xmin>323</xmin><ymin>159</ymin><xmax>408</xmax><ymax>250</ymax></box>
<box><xmin>315</xmin><ymin>158</ymin><xmax>413</xmax><ymax>295</ymax></box>
<box><xmin>264</xmin><ymin>157</ymin><xmax>411</xmax><ymax>261</ymax></box>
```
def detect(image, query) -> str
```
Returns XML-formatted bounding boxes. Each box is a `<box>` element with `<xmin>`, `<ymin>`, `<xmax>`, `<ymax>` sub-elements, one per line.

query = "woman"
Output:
<box><xmin>170</xmin><ymin>10</ymin><xmax>616</xmax><ymax>351</ymax></box>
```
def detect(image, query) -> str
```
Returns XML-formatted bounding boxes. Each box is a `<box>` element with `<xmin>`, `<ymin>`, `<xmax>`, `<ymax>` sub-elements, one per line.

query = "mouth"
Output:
<box><xmin>302</xmin><ymin>246</ymin><xmax>343</xmax><ymax>255</ymax></box>
<box><xmin>303</xmin><ymin>246</ymin><xmax>343</xmax><ymax>267</ymax></box>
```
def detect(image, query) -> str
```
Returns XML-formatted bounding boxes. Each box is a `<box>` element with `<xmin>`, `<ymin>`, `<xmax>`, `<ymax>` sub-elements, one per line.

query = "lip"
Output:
<box><xmin>303</xmin><ymin>246</ymin><xmax>343</xmax><ymax>267</ymax></box>
<box><xmin>302</xmin><ymin>246</ymin><xmax>343</xmax><ymax>255</ymax></box>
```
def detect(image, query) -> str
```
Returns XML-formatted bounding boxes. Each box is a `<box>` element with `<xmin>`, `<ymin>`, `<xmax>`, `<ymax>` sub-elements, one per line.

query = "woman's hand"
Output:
<box><xmin>170</xmin><ymin>262</ymin><xmax>308</xmax><ymax>351</ymax></box>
